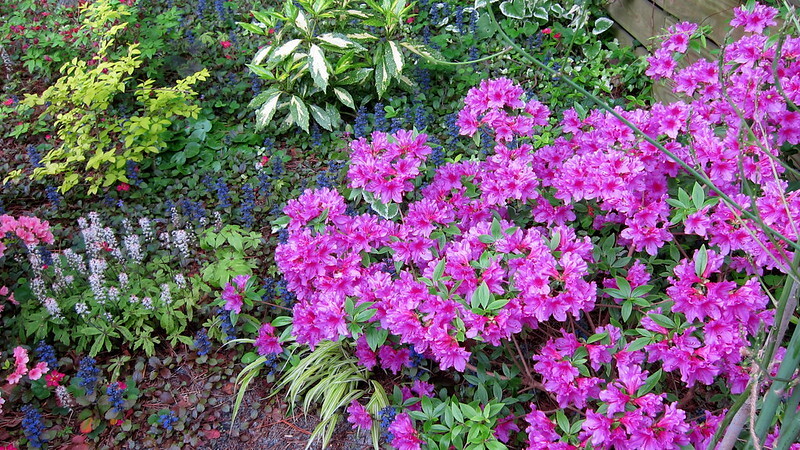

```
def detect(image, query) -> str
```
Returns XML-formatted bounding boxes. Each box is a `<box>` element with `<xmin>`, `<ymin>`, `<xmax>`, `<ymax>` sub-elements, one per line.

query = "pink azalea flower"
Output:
<box><xmin>346</xmin><ymin>400</ymin><xmax>372</xmax><ymax>430</ymax></box>
<box><xmin>389</xmin><ymin>413</ymin><xmax>422</xmax><ymax>450</ymax></box>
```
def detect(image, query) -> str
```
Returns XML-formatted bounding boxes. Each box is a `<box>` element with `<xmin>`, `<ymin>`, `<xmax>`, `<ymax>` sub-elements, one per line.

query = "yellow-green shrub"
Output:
<box><xmin>21</xmin><ymin>0</ymin><xmax>209</xmax><ymax>194</ymax></box>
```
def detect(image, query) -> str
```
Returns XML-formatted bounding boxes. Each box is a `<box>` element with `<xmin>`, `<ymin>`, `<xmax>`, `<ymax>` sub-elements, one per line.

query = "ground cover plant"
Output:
<box><xmin>2</xmin><ymin>0</ymin><xmax>798</xmax><ymax>448</ymax></box>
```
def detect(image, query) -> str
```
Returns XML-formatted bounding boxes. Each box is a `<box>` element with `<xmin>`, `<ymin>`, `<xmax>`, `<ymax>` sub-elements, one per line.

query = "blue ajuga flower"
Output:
<box><xmin>257</xmin><ymin>171</ymin><xmax>272</xmax><ymax>197</ymax></box>
<box><xmin>390</xmin><ymin>117</ymin><xmax>404</xmax><ymax>133</ymax></box>
<box><xmin>36</xmin><ymin>246</ymin><xmax>54</xmax><ymax>267</ymax></box>
<box><xmin>354</xmin><ymin>105</ymin><xmax>368</xmax><ymax>138</ymax></box>
<box><xmin>251</xmin><ymin>72</ymin><xmax>263</xmax><ymax>94</ymax></box>
<box><xmin>422</xmin><ymin>26</ymin><xmax>432</xmax><ymax>45</ymax></box>
<box><xmin>214</xmin><ymin>0</ymin><xmax>227</xmax><ymax>21</ymax></box>
<box><xmin>27</xmin><ymin>145</ymin><xmax>43</xmax><ymax>168</ymax></box>
<box><xmin>77</xmin><ymin>357</ymin><xmax>100</xmax><ymax>395</ymax></box>
<box><xmin>428</xmin><ymin>137</ymin><xmax>445</xmax><ymax>167</ymax></box>
<box><xmin>373</xmin><ymin>102</ymin><xmax>387</xmax><ymax>132</ymax></box>
<box><xmin>416</xmin><ymin>67</ymin><xmax>431</xmax><ymax>92</ymax></box>
<box><xmin>126</xmin><ymin>160</ymin><xmax>142</xmax><ymax>186</ymax></box>
<box><xmin>214</xmin><ymin>178</ymin><xmax>232</xmax><ymax>209</ymax></box>
<box><xmin>106</xmin><ymin>382</ymin><xmax>126</xmax><ymax>413</ymax></box>
<box><xmin>470</xmin><ymin>9</ymin><xmax>479</xmax><ymax>36</ymax></box>
<box><xmin>455</xmin><ymin>6</ymin><xmax>465</xmax><ymax>35</ymax></box>
<box><xmin>22</xmin><ymin>405</ymin><xmax>47</xmax><ymax>448</ymax></box>
<box><xmin>271</xmin><ymin>157</ymin><xmax>284</xmax><ymax>177</ymax></box>
<box><xmin>429</xmin><ymin>3</ymin><xmax>440</xmax><ymax>24</ymax></box>
<box><xmin>480</xmin><ymin>128</ymin><xmax>493</xmax><ymax>156</ymax></box>
<box><xmin>275</xmin><ymin>278</ymin><xmax>296</xmax><ymax>306</ymax></box>
<box><xmin>45</xmin><ymin>186</ymin><xmax>62</xmax><ymax>207</ymax></box>
<box><xmin>196</xmin><ymin>0</ymin><xmax>207</xmax><ymax>19</ymax></box>
<box><xmin>379</xmin><ymin>406</ymin><xmax>397</xmax><ymax>440</ymax></box>
<box><xmin>311</xmin><ymin>122</ymin><xmax>322</xmax><ymax>147</ymax></box>
<box><xmin>240</xmin><ymin>184</ymin><xmax>255</xmax><ymax>228</ymax></box>
<box><xmin>158</xmin><ymin>411</ymin><xmax>179</xmax><ymax>431</ymax></box>
<box><xmin>445</xmin><ymin>113</ymin><xmax>459</xmax><ymax>141</ymax></box>
<box><xmin>414</xmin><ymin>100</ymin><xmax>428</xmax><ymax>131</ymax></box>
<box><xmin>36</xmin><ymin>341</ymin><xmax>57</xmax><ymax>368</ymax></box>
<box><xmin>215</xmin><ymin>308</ymin><xmax>237</xmax><ymax>340</ymax></box>
<box><xmin>263</xmin><ymin>353</ymin><xmax>279</xmax><ymax>375</ymax></box>
<box><xmin>194</xmin><ymin>329</ymin><xmax>212</xmax><ymax>356</ymax></box>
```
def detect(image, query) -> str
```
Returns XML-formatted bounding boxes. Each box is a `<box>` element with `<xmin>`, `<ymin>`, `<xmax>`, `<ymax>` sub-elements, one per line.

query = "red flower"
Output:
<box><xmin>406</xmin><ymin>17</ymin><xmax>414</xmax><ymax>24</ymax></box>
<box><xmin>553</xmin><ymin>32</ymin><xmax>562</xmax><ymax>39</ymax></box>
<box><xmin>46</xmin><ymin>371</ymin><xmax>65</xmax><ymax>387</ymax></box>
<box><xmin>117</xmin><ymin>183</ymin><xmax>130</xmax><ymax>192</ymax></box>
<box><xmin>220</xmin><ymin>40</ymin><xmax>232</xmax><ymax>49</ymax></box>
<box><xmin>2</xmin><ymin>98</ymin><xmax>14</xmax><ymax>106</ymax></box>
<box><xmin>542</xmin><ymin>28</ymin><xmax>552</xmax><ymax>34</ymax></box>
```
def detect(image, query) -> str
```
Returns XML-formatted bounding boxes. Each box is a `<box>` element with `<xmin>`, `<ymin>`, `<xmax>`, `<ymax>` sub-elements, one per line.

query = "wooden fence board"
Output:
<box><xmin>651</xmin><ymin>0</ymin><xmax>740</xmax><ymax>46</ymax></box>
<box><xmin>606</xmin><ymin>0</ymin><xmax>677</xmax><ymax>49</ymax></box>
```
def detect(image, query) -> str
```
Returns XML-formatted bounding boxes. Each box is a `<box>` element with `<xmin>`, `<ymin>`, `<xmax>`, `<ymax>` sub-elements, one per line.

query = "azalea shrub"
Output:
<box><xmin>261</xmin><ymin>3</ymin><xmax>800</xmax><ymax>448</ymax></box>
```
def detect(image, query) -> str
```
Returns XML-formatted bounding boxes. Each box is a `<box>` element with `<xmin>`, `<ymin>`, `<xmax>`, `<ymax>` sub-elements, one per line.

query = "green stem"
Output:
<box><xmin>485</xmin><ymin>5</ymin><xmax>800</xmax><ymax>253</ymax></box>
<box><xmin>752</xmin><ymin>319</ymin><xmax>800</xmax><ymax>444</ymax></box>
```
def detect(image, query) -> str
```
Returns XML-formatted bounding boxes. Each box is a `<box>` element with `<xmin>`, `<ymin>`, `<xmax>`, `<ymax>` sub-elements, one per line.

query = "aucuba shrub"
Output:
<box><xmin>265</xmin><ymin>3</ymin><xmax>800</xmax><ymax>448</ymax></box>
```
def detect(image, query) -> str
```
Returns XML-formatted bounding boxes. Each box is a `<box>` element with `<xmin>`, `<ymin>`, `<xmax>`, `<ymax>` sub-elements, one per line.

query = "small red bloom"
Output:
<box><xmin>117</xmin><ymin>182</ymin><xmax>130</xmax><ymax>192</ymax></box>
<box><xmin>46</xmin><ymin>371</ymin><xmax>65</xmax><ymax>387</ymax></box>
<box><xmin>268</xmin><ymin>28</ymin><xmax>275</xmax><ymax>35</ymax></box>
<box><xmin>220</xmin><ymin>40</ymin><xmax>232</xmax><ymax>48</ymax></box>
<box><xmin>553</xmin><ymin>32</ymin><xmax>562</xmax><ymax>39</ymax></box>
<box><xmin>406</xmin><ymin>17</ymin><xmax>414</xmax><ymax>24</ymax></box>
<box><xmin>542</xmin><ymin>28</ymin><xmax>552</xmax><ymax>34</ymax></box>
<box><xmin>2</xmin><ymin>98</ymin><xmax>14</xmax><ymax>107</ymax></box>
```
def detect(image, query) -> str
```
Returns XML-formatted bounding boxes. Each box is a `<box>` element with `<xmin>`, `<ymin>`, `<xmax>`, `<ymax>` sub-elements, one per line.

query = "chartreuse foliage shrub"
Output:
<box><xmin>234</xmin><ymin>2</ymin><xmax>800</xmax><ymax>448</ymax></box>
<box><xmin>241</xmin><ymin>0</ymin><xmax>431</xmax><ymax>132</ymax></box>
<box><xmin>17</xmin><ymin>0</ymin><xmax>208</xmax><ymax>194</ymax></box>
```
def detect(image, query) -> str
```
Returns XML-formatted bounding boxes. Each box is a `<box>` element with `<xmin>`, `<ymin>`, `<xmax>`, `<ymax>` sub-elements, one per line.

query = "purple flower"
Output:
<box><xmin>346</xmin><ymin>400</ymin><xmax>372</xmax><ymax>430</ymax></box>
<box><xmin>254</xmin><ymin>323</ymin><xmax>282</xmax><ymax>355</ymax></box>
<box><xmin>221</xmin><ymin>283</ymin><xmax>243</xmax><ymax>314</ymax></box>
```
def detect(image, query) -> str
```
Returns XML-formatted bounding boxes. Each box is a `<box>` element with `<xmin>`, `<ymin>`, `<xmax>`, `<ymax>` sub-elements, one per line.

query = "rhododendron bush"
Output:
<box><xmin>266</xmin><ymin>3</ymin><xmax>800</xmax><ymax>448</ymax></box>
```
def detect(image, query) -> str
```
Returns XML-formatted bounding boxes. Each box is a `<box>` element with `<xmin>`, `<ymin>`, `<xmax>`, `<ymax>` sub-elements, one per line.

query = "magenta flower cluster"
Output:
<box><xmin>270</xmin><ymin>3</ymin><xmax>800</xmax><ymax>448</ymax></box>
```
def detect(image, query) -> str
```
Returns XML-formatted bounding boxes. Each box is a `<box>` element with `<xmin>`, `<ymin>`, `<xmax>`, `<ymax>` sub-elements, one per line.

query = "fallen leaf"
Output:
<box><xmin>204</xmin><ymin>429</ymin><xmax>221</xmax><ymax>439</ymax></box>
<box><xmin>79</xmin><ymin>418</ymin><xmax>94</xmax><ymax>434</ymax></box>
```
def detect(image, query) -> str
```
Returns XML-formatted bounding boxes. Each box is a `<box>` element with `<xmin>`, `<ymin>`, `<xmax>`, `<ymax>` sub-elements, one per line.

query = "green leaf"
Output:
<box><xmin>471</xmin><ymin>282</ymin><xmax>491</xmax><ymax>310</ymax></box>
<box><xmin>374</xmin><ymin>57</ymin><xmax>390</xmax><ymax>98</ymax></box>
<box><xmin>592</xmin><ymin>17</ymin><xmax>614</xmax><ymax>35</ymax></box>
<box><xmin>627</xmin><ymin>336</ymin><xmax>651</xmax><ymax>352</ymax></box>
<box><xmin>695</xmin><ymin>245</ymin><xmax>708</xmax><ymax>277</ymax></box>
<box><xmin>317</xmin><ymin>33</ymin><xmax>363</xmax><ymax>50</ymax></box>
<box><xmin>308</xmin><ymin>44</ymin><xmax>329</xmax><ymax>91</ymax></box>
<box><xmin>621</xmin><ymin>300</ymin><xmax>633</xmax><ymax>322</ymax></box>
<box><xmin>636</xmin><ymin>369</ymin><xmax>663</xmax><ymax>397</ymax></box>
<box><xmin>691</xmin><ymin>182</ymin><xmax>705</xmax><ymax>210</ymax></box>
<box><xmin>333</xmin><ymin>87</ymin><xmax>355</xmax><ymax>109</ymax></box>
<box><xmin>269</xmin><ymin>39</ymin><xmax>303</xmax><ymax>64</ymax></box>
<box><xmin>309</xmin><ymin>104</ymin><xmax>333</xmax><ymax>131</ymax></box>
<box><xmin>239</xmin><ymin>22</ymin><xmax>266</xmax><ymax>35</ymax></box>
<box><xmin>289</xmin><ymin>96</ymin><xmax>310</xmax><ymax>132</ymax></box>
<box><xmin>365</xmin><ymin>326</ymin><xmax>388</xmax><ymax>351</ymax></box>
<box><xmin>252</xmin><ymin>45</ymin><xmax>272</xmax><ymax>65</ymax></box>
<box><xmin>255</xmin><ymin>91</ymin><xmax>281</xmax><ymax>130</ymax></box>
<box><xmin>499</xmin><ymin>0</ymin><xmax>528</xmax><ymax>19</ymax></box>
<box><xmin>648</xmin><ymin>313</ymin><xmax>675</xmax><ymax>329</ymax></box>
<box><xmin>384</xmin><ymin>41</ymin><xmax>404</xmax><ymax>77</ymax></box>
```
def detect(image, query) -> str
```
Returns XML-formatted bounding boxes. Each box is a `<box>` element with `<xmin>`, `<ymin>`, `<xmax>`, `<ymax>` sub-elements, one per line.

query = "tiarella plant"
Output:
<box><xmin>11</xmin><ymin>213</ymin><xmax>202</xmax><ymax>356</ymax></box>
<box><xmin>247</xmin><ymin>2</ymin><xmax>800</xmax><ymax>448</ymax></box>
